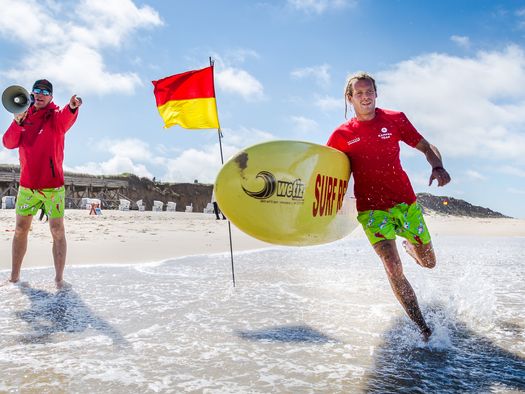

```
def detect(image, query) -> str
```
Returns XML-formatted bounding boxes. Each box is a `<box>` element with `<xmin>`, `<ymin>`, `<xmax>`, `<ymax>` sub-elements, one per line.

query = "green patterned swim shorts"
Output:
<box><xmin>357</xmin><ymin>202</ymin><xmax>431</xmax><ymax>245</ymax></box>
<box><xmin>15</xmin><ymin>186</ymin><xmax>65</xmax><ymax>219</ymax></box>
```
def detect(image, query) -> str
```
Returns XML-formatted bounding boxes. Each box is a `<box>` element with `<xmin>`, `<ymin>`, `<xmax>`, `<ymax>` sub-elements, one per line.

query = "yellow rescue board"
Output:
<box><xmin>214</xmin><ymin>140</ymin><xmax>358</xmax><ymax>246</ymax></box>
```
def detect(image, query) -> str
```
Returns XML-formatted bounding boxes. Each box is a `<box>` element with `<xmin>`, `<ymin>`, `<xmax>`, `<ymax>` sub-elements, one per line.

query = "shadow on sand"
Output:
<box><xmin>364</xmin><ymin>305</ymin><xmax>525</xmax><ymax>393</ymax></box>
<box><xmin>15</xmin><ymin>284</ymin><xmax>128</xmax><ymax>347</ymax></box>
<box><xmin>236</xmin><ymin>324</ymin><xmax>337</xmax><ymax>343</ymax></box>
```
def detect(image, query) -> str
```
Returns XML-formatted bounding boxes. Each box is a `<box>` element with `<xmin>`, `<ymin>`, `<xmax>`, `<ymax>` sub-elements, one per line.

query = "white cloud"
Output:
<box><xmin>377</xmin><ymin>45</ymin><xmax>525</xmax><ymax>164</ymax></box>
<box><xmin>162</xmin><ymin>146</ymin><xmax>223</xmax><ymax>184</ymax></box>
<box><xmin>218</xmin><ymin>126</ymin><xmax>275</xmax><ymax>148</ymax></box>
<box><xmin>216</xmin><ymin>67</ymin><xmax>264</xmax><ymax>101</ymax></box>
<box><xmin>450</xmin><ymin>35</ymin><xmax>470</xmax><ymax>48</ymax></box>
<box><xmin>2</xmin><ymin>43</ymin><xmax>142</xmax><ymax>95</ymax></box>
<box><xmin>67</xmin><ymin>156</ymin><xmax>153</xmax><ymax>178</ymax></box>
<box><xmin>210</xmin><ymin>51</ymin><xmax>264</xmax><ymax>101</ymax></box>
<box><xmin>287</xmin><ymin>0</ymin><xmax>355</xmax><ymax>14</ymax></box>
<box><xmin>0</xmin><ymin>2</ymin><xmax>60</xmax><ymax>45</ymax></box>
<box><xmin>290</xmin><ymin>116</ymin><xmax>319</xmax><ymax>135</ymax></box>
<box><xmin>67</xmin><ymin>127</ymin><xmax>277</xmax><ymax>184</ymax></box>
<box><xmin>0</xmin><ymin>0</ymin><xmax>162</xmax><ymax>94</ymax></box>
<box><xmin>67</xmin><ymin>137</ymin><xmax>155</xmax><ymax>178</ymax></box>
<box><xmin>465</xmin><ymin>169</ymin><xmax>487</xmax><ymax>181</ymax></box>
<box><xmin>315</xmin><ymin>95</ymin><xmax>343</xmax><ymax>111</ymax></box>
<box><xmin>101</xmin><ymin>138</ymin><xmax>153</xmax><ymax>161</ymax></box>
<box><xmin>161</xmin><ymin>126</ymin><xmax>276</xmax><ymax>182</ymax></box>
<box><xmin>0</xmin><ymin>148</ymin><xmax>19</xmax><ymax>164</ymax></box>
<box><xmin>403</xmin><ymin>167</ymin><xmax>434</xmax><ymax>189</ymax></box>
<box><xmin>75</xmin><ymin>0</ymin><xmax>162</xmax><ymax>48</ymax></box>
<box><xmin>291</xmin><ymin>64</ymin><xmax>331</xmax><ymax>87</ymax></box>
<box><xmin>497</xmin><ymin>165</ymin><xmax>525</xmax><ymax>177</ymax></box>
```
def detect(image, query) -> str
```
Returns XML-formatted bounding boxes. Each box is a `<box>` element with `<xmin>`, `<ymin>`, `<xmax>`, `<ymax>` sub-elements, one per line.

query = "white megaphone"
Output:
<box><xmin>2</xmin><ymin>85</ymin><xmax>32</xmax><ymax>114</ymax></box>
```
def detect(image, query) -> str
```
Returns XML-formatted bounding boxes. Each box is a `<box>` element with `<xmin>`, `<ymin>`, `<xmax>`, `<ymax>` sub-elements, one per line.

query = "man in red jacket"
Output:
<box><xmin>327</xmin><ymin>72</ymin><xmax>451</xmax><ymax>341</ymax></box>
<box><xmin>2</xmin><ymin>79</ymin><xmax>82</xmax><ymax>288</ymax></box>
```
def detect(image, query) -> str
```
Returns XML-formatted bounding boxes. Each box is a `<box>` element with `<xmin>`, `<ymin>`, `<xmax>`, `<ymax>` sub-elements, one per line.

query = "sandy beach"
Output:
<box><xmin>0</xmin><ymin>209</ymin><xmax>274</xmax><ymax>271</ymax></box>
<box><xmin>1</xmin><ymin>209</ymin><xmax>523</xmax><ymax>272</ymax></box>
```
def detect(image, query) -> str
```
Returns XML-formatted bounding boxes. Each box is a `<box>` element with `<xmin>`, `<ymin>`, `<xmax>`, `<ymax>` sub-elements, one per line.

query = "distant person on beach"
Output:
<box><xmin>327</xmin><ymin>72</ymin><xmax>451</xmax><ymax>341</ymax></box>
<box><xmin>2</xmin><ymin>79</ymin><xmax>82</xmax><ymax>288</ymax></box>
<box><xmin>211</xmin><ymin>190</ymin><xmax>226</xmax><ymax>220</ymax></box>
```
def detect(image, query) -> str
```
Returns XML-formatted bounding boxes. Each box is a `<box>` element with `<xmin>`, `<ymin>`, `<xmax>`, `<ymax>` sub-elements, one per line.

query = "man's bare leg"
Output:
<box><xmin>49</xmin><ymin>217</ymin><xmax>67</xmax><ymax>288</ymax></box>
<box><xmin>10</xmin><ymin>214</ymin><xmax>33</xmax><ymax>283</ymax></box>
<box><xmin>373</xmin><ymin>239</ymin><xmax>432</xmax><ymax>341</ymax></box>
<box><xmin>402</xmin><ymin>240</ymin><xmax>436</xmax><ymax>269</ymax></box>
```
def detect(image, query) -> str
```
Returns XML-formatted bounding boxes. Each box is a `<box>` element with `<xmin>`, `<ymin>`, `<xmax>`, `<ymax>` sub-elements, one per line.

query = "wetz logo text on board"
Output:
<box><xmin>242</xmin><ymin>171</ymin><xmax>305</xmax><ymax>204</ymax></box>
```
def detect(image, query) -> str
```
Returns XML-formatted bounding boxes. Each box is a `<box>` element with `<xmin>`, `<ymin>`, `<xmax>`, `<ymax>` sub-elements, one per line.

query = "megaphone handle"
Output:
<box><xmin>14</xmin><ymin>111</ymin><xmax>28</xmax><ymax>126</ymax></box>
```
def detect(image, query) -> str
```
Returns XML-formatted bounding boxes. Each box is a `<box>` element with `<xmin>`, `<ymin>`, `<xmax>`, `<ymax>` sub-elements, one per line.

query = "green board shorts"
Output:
<box><xmin>357</xmin><ymin>202</ymin><xmax>431</xmax><ymax>245</ymax></box>
<box><xmin>16</xmin><ymin>186</ymin><xmax>65</xmax><ymax>219</ymax></box>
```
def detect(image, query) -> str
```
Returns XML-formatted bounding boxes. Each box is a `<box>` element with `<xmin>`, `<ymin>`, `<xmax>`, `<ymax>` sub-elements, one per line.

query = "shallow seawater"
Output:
<box><xmin>1</xmin><ymin>236</ymin><xmax>524</xmax><ymax>393</ymax></box>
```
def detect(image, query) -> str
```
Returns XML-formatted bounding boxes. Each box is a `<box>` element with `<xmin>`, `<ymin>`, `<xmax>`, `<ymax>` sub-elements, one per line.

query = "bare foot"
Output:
<box><xmin>2</xmin><ymin>277</ymin><xmax>19</xmax><ymax>286</ymax></box>
<box><xmin>421</xmin><ymin>327</ymin><xmax>432</xmax><ymax>342</ymax></box>
<box><xmin>55</xmin><ymin>280</ymin><xmax>72</xmax><ymax>290</ymax></box>
<box><xmin>1</xmin><ymin>279</ymin><xmax>28</xmax><ymax>287</ymax></box>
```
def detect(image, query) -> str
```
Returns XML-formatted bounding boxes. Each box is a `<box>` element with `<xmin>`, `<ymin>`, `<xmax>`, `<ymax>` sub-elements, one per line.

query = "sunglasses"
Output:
<box><xmin>32</xmin><ymin>88</ymin><xmax>51</xmax><ymax>96</ymax></box>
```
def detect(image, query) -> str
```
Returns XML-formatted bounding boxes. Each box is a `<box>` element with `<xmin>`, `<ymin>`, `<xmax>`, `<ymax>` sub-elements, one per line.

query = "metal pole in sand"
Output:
<box><xmin>216</xmin><ymin>127</ymin><xmax>236</xmax><ymax>287</ymax></box>
<box><xmin>211</xmin><ymin>57</ymin><xmax>236</xmax><ymax>287</ymax></box>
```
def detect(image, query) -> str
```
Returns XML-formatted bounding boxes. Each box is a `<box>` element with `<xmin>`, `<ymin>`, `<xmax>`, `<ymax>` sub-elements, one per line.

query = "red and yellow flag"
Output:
<box><xmin>152</xmin><ymin>66</ymin><xmax>220</xmax><ymax>129</ymax></box>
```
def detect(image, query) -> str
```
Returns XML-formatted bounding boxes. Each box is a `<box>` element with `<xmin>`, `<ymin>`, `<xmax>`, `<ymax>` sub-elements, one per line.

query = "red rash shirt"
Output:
<box><xmin>3</xmin><ymin>102</ymin><xmax>78</xmax><ymax>189</ymax></box>
<box><xmin>327</xmin><ymin>108</ymin><xmax>423</xmax><ymax>212</ymax></box>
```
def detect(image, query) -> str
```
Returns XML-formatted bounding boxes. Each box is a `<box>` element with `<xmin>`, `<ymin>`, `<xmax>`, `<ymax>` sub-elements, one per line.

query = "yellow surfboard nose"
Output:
<box><xmin>214</xmin><ymin>140</ymin><xmax>358</xmax><ymax>246</ymax></box>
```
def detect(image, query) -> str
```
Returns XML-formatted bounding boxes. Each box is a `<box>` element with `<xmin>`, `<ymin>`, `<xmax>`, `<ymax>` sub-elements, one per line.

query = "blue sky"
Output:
<box><xmin>0</xmin><ymin>0</ymin><xmax>524</xmax><ymax>218</ymax></box>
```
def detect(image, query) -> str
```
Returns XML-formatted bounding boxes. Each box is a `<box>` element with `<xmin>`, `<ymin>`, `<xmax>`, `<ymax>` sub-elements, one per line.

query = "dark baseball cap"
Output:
<box><xmin>32</xmin><ymin>79</ymin><xmax>53</xmax><ymax>94</ymax></box>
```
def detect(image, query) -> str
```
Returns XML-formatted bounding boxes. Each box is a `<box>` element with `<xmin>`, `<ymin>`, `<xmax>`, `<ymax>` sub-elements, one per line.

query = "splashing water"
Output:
<box><xmin>0</xmin><ymin>236</ymin><xmax>523</xmax><ymax>393</ymax></box>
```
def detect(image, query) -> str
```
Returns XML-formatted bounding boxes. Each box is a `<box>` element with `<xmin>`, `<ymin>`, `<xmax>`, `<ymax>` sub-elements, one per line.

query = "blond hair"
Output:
<box><xmin>344</xmin><ymin>72</ymin><xmax>377</xmax><ymax>119</ymax></box>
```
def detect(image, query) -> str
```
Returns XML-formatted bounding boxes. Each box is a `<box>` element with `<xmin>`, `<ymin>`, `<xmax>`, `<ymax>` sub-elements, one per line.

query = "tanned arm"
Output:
<box><xmin>415</xmin><ymin>138</ymin><xmax>451</xmax><ymax>187</ymax></box>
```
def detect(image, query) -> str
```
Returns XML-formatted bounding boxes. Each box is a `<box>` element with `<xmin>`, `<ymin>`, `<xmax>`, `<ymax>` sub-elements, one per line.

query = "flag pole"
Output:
<box><xmin>210</xmin><ymin>57</ymin><xmax>236</xmax><ymax>287</ymax></box>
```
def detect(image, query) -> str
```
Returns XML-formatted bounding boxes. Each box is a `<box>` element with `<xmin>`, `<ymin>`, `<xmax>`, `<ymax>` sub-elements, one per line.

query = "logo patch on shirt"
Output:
<box><xmin>378</xmin><ymin>127</ymin><xmax>392</xmax><ymax>140</ymax></box>
<box><xmin>347</xmin><ymin>137</ymin><xmax>360</xmax><ymax>145</ymax></box>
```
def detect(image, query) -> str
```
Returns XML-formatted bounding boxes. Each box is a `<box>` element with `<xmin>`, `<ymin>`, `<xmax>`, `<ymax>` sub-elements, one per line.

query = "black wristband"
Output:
<box><xmin>432</xmin><ymin>166</ymin><xmax>444</xmax><ymax>171</ymax></box>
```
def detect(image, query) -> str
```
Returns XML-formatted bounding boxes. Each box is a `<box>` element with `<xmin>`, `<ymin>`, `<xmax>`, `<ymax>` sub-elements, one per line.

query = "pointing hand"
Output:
<box><xmin>69</xmin><ymin>95</ymin><xmax>83</xmax><ymax>110</ymax></box>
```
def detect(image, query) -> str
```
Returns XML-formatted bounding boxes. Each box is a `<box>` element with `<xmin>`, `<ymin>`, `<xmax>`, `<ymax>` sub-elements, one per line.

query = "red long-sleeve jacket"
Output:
<box><xmin>2</xmin><ymin>102</ymin><xmax>79</xmax><ymax>189</ymax></box>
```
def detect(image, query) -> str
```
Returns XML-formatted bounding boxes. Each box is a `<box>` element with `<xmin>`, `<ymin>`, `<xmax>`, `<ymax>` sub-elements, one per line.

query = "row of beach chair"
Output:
<box><xmin>1</xmin><ymin>196</ymin><xmax>204</xmax><ymax>213</ymax></box>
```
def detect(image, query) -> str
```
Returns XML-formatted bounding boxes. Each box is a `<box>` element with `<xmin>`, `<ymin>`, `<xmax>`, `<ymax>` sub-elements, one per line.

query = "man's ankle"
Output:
<box><xmin>421</xmin><ymin>326</ymin><xmax>432</xmax><ymax>341</ymax></box>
